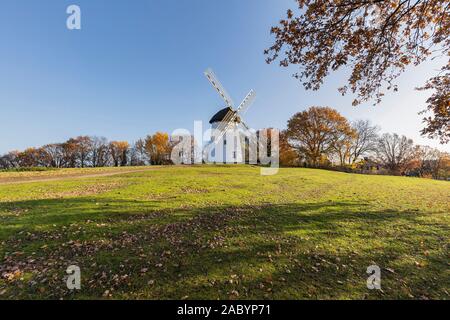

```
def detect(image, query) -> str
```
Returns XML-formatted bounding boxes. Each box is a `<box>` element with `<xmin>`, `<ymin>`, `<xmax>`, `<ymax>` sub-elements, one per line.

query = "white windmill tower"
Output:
<box><xmin>204</xmin><ymin>68</ymin><xmax>256</xmax><ymax>164</ymax></box>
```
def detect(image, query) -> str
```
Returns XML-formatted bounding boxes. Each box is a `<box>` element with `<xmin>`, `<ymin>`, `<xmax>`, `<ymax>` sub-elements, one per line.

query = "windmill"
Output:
<box><xmin>204</xmin><ymin>68</ymin><xmax>257</xmax><ymax>163</ymax></box>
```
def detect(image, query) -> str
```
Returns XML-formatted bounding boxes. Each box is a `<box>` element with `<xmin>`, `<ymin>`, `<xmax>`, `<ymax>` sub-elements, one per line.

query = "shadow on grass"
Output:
<box><xmin>0</xmin><ymin>197</ymin><xmax>448</xmax><ymax>299</ymax></box>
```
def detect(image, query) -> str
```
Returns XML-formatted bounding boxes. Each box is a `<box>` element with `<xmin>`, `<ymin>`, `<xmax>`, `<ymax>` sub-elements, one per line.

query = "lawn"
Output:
<box><xmin>0</xmin><ymin>165</ymin><xmax>448</xmax><ymax>299</ymax></box>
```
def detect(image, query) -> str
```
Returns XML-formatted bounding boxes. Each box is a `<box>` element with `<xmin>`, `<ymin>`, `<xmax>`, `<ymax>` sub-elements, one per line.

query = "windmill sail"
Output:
<box><xmin>236</xmin><ymin>90</ymin><xmax>256</xmax><ymax>115</ymax></box>
<box><xmin>204</xmin><ymin>68</ymin><xmax>235</xmax><ymax>109</ymax></box>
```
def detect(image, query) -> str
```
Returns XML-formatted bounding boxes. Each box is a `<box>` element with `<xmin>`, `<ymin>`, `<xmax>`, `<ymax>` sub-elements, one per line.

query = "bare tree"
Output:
<box><xmin>75</xmin><ymin>136</ymin><xmax>93</xmax><ymax>168</ymax></box>
<box><xmin>129</xmin><ymin>139</ymin><xmax>147</xmax><ymax>166</ymax></box>
<box><xmin>0</xmin><ymin>151</ymin><xmax>20</xmax><ymax>169</ymax></box>
<box><xmin>91</xmin><ymin>137</ymin><xmax>109</xmax><ymax>167</ymax></box>
<box><xmin>348</xmin><ymin>120</ymin><xmax>380</xmax><ymax>164</ymax></box>
<box><xmin>42</xmin><ymin>144</ymin><xmax>64</xmax><ymax>168</ymax></box>
<box><xmin>376</xmin><ymin>133</ymin><xmax>415</xmax><ymax>174</ymax></box>
<box><xmin>3</xmin><ymin>151</ymin><xmax>20</xmax><ymax>168</ymax></box>
<box><xmin>0</xmin><ymin>156</ymin><xmax>8</xmax><ymax>169</ymax></box>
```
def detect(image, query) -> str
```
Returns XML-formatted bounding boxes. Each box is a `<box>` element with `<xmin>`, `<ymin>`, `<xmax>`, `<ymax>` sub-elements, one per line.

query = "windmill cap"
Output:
<box><xmin>209</xmin><ymin>107</ymin><xmax>240</xmax><ymax>124</ymax></box>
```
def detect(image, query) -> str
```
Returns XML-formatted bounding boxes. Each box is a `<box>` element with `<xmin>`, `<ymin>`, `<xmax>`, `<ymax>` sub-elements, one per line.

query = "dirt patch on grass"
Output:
<box><xmin>180</xmin><ymin>186</ymin><xmax>210</xmax><ymax>194</ymax></box>
<box><xmin>147</xmin><ymin>193</ymin><xmax>178</xmax><ymax>201</ymax></box>
<box><xmin>40</xmin><ymin>182</ymin><xmax>124</xmax><ymax>199</ymax></box>
<box><xmin>0</xmin><ymin>167</ymin><xmax>160</xmax><ymax>185</ymax></box>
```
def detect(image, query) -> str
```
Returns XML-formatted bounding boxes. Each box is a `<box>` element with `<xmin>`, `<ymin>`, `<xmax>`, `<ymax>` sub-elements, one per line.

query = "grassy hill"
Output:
<box><xmin>0</xmin><ymin>165</ymin><xmax>448</xmax><ymax>299</ymax></box>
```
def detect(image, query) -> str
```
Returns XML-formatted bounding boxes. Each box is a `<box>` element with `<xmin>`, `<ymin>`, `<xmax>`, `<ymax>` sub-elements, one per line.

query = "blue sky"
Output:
<box><xmin>1</xmin><ymin>0</ymin><xmax>448</xmax><ymax>153</ymax></box>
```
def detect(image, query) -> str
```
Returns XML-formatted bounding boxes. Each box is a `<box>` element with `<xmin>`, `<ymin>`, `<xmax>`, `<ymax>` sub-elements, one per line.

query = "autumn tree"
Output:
<box><xmin>61</xmin><ymin>139</ymin><xmax>79</xmax><ymax>168</ymax></box>
<box><xmin>418</xmin><ymin>70</ymin><xmax>450</xmax><ymax>143</ymax></box>
<box><xmin>74</xmin><ymin>136</ymin><xmax>93</xmax><ymax>168</ymax></box>
<box><xmin>375</xmin><ymin>133</ymin><xmax>415</xmax><ymax>174</ymax></box>
<box><xmin>410</xmin><ymin>145</ymin><xmax>436</xmax><ymax>177</ymax></box>
<box><xmin>279</xmin><ymin>130</ymin><xmax>299</xmax><ymax>166</ymax></box>
<box><xmin>109</xmin><ymin>141</ymin><xmax>129</xmax><ymax>167</ymax></box>
<box><xmin>286</xmin><ymin>106</ymin><xmax>354</xmax><ymax>166</ymax></box>
<box><xmin>266</xmin><ymin>0</ymin><xmax>449</xmax><ymax>143</ymax></box>
<box><xmin>144</xmin><ymin>132</ymin><xmax>172</xmax><ymax>165</ymax></box>
<box><xmin>35</xmin><ymin>147</ymin><xmax>53</xmax><ymax>167</ymax></box>
<box><xmin>17</xmin><ymin>148</ymin><xmax>45</xmax><ymax>167</ymax></box>
<box><xmin>60</xmin><ymin>136</ymin><xmax>93</xmax><ymax>168</ymax></box>
<box><xmin>433</xmin><ymin>151</ymin><xmax>450</xmax><ymax>179</ymax></box>
<box><xmin>409</xmin><ymin>145</ymin><xmax>449</xmax><ymax>178</ymax></box>
<box><xmin>331</xmin><ymin>125</ymin><xmax>356</xmax><ymax>166</ymax></box>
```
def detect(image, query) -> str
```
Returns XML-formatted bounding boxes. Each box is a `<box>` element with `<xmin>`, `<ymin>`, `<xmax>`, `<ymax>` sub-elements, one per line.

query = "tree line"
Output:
<box><xmin>1</xmin><ymin>106</ymin><xmax>448</xmax><ymax>179</ymax></box>
<box><xmin>0</xmin><ymin>132</ymin><xmax>173</xmax><ymax>170</ymax></box>
<box><xmin>279</xmin><ymin>107</ymin><xmax>449</xmax><ymax>180</ymax></box>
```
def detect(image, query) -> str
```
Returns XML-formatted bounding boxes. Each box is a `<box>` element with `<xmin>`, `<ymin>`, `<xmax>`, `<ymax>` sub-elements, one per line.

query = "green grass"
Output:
<box><xmin>0</xmin><ymin>165</ymin><xmax>448</xmax><ymax>300</ymax></box>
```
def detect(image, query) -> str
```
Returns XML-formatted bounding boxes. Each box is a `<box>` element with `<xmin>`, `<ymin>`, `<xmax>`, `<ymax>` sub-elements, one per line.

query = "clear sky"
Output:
<box><xmin>1</xmin><ymin>0</ymin><xmax>448</xmax><ymax>153</ymax></box>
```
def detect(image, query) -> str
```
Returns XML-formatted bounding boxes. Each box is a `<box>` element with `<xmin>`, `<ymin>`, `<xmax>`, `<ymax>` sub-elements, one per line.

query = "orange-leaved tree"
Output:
<box><xmin>286</xmin><ymin>106</ymin><xmax>354</xmax><ymax>167</ymax></box>
<box><xmin>279</xmin><ymin>131</ymin><xmax>299</xmax><ymax>166</ymax></box>
<box><xmin>144</xmin><ymin>132</ymin><xmax>172</xmax><ymax>165</ymax></box>
<box><xmin>109</xmin><ymin>141</ymin><xmax>129</xmax><ymax>167</ymax></box>
<box><xmin>266</xmin><ymin>0</ymin><xmax>449</xmax><ymax>143</ymax></box>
